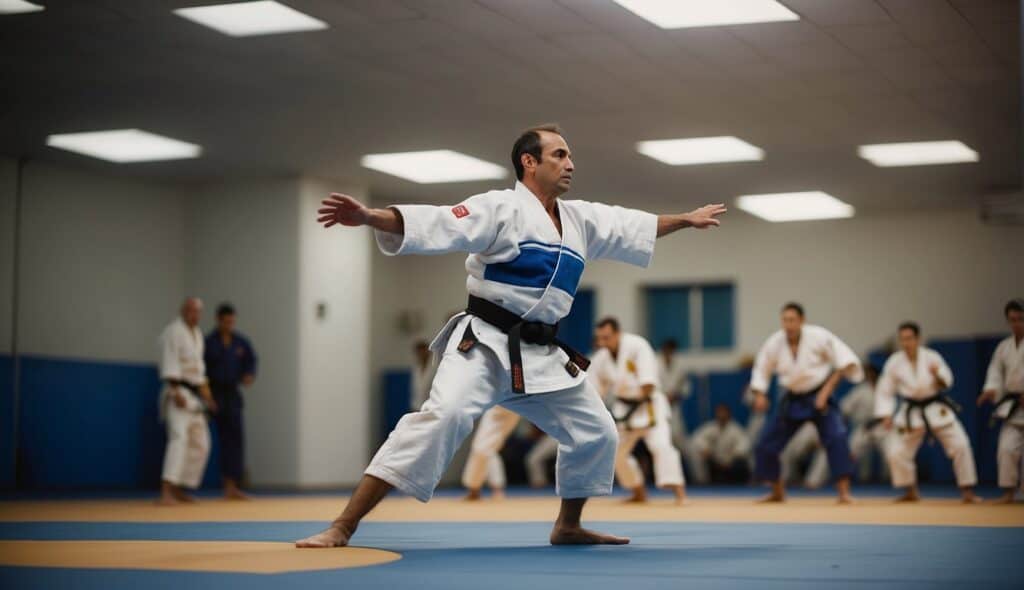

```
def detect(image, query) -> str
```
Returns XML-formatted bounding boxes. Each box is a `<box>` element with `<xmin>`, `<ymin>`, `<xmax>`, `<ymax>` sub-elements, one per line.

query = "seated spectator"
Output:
<box><xmin>692</xmin><ymin>404</ymin><xmax>752</xmax><ymax>484</ymax></box>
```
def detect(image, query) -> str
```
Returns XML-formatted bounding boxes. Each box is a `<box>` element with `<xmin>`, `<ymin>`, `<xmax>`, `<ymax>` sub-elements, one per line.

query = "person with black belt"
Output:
<box><xmin>157</xmin><ymin>297</ymin><xmax>217</xmax><ymax>505</ymax></box>
<box><xmin>875</xmin><ymin>322</ymin><xmax>979</xmax><ymax>503</ymax></box>
<box><xmin>977</xmin><ymin>298</ymin><xmax>1024</xmax><ymax>504</ymax></box>
<box><xmin>295</xmin><ymin>124</ymin><xmax>726</xmax><ymax>548</ymax></box>
<box><xmin>750</xmin><ymin>302</ymin><xmax>862</xmax><ymax>504</ymax></box>
<box><xmin>204</xmin><ymin>303</ymin><xmax>257</xmax><ymax>500</ymax></box>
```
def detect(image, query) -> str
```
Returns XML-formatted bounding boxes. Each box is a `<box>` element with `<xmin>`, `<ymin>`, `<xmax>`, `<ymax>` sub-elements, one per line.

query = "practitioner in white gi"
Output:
<box><xmin>296</xmin><ymin>124</ymin><xmax>725</xmax><ymax>547</ymax></box>
<box><xmin>410</xmin><ymin>340</ymin><xmax>435</xmax><ymax>411</ymax></box>
<box><xmin>590</xmin><ymin>318</ymin><xmax>687</xmax><ymax>504</ymax></box>
<box><xmin>876</xmin><ymin>322</ymin><xmax>980</xmax><ymax>503</ymax></box>
<box><xmin>751</xmin><ymin>303</ymin><xmax>862</xmax><ymax>503</ymax></box>
<box><xmin>157</xmin><ymin>297</ymin><xmax>217</xmax><ymax>505</ymax></box>
<box><xmin>657</xmin><ymin>339</ymin><xmax>700</xmax><ymax>478</ymax></box>
<box><xmin>691</xmin><ymin>404</ymin><xmax>751</xmax><ymax>483</ymax></box>
<box><xmin>977</xmin><ymin>299</ymin><xmax>1024</xmax><ymax>503</ymax></box>
<box><xmin>525</xmin><ymin>431</ymin><xmax>560</xmax><ymax>488</ymax></box>
<box><xmin>779</xmin><ymin>422</ymin><xmax>828</xmax><ymax>489</ymax></box>
<box><xmin>842</xmin><ymin>363</ymin><xmax>890</xmax><ymax>482</ymax></box>
<box><xmin>461</xmin><ymin>405</ymin><xmax>516</xmax><ymax>500</ymax></box>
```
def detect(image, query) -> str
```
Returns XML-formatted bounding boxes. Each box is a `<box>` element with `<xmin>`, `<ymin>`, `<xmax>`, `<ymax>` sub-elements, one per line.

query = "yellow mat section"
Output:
<box><xmin>0</xmin><ymin>541</ymin><xmax>400</xmax><ymax>573</ymax></box>
<box><xmin>1</xmin><ymin>496</ymin><xmax>1022</xmax><ymax>527</ymax></box>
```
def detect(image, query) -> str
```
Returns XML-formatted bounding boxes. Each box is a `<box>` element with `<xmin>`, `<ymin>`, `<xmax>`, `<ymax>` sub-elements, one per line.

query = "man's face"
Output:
<box><xmin>217</xmin><ymin>313</ymin><xmax>236</xmax><ymax>333</ymax></box>
<box><xmin>781</xmin><ymin>309</ymin><xmax>803</xmax><ymax>338</ymax></box>
<box><xmin>414</xmin><ymin>343</ymin><xmax>430</xmax><ymax>363</ymax></box>
<box><xmin>1008</xmin><ymin>309</ymin><xmax>1024</xmax><ymax>338</ymax></box>
<box><xmin>661</xmin><ymin>342</ymin><xmax>677</xmax><ymax>357</ymax></box>
<box><xmin>898</xmin><ymin>328</ymin><xmax>919</xmax><ymax>354</ymax></box>
<box><xmin>715</xmin><ymin>405</ymin><xmax>731</xmax><ymax>425</ymax></box>
<box><xmin>182</xmin><ymin>299</ymin><xmax>202</xmax><ymax>327</ymax></box>
<box><xmin>527</xmin><ymin>131</ymin><xmax>574</xmax><ymax>196</ymax></box>
<box><xmin>594</xmin><ymin>325</ymin><xmax>620</xmax><ymax>353</ymax></box>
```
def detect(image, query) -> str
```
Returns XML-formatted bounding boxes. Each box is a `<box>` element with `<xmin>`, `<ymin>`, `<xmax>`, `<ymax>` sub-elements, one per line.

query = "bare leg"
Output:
<box><xmin>757</xmin><ymin>480</ymin><xmax>785</xmax><ymax>503</ymax></box>
<box><xmin>171</xmin><ymin>485</ymin><xmax>198</xmax><ymax>503</ymax></box>
<box><xmin>895</xmin><ymin>484</ymin><xmax>921</xmax><ymax>502</ymax></box>
<box><xmin>549</xmin><ymin>498</ymin><xmax>629</xmax><ymax>545</ymax></box>
<box><xmin>295</xmin><ymin>475</ymin><xmax>394</xmax><ymax>548</ymax></box>
<box><xmin>491</xmin><ymin>487</ymin><xmax>506</xmax><ymax>501</ymax></box>
<box><xmin>668</xmin><ymin>484</ymin><xmax>687</xmax><ymax>506</ymax></box>
<box><xmin>463</xmin><ymin>488</ymin><xmax>482</xmax><ymax>501</ymax></box>
<box><xmin>623</xmin><ymin>486</ymin><xmax>647</xmax><ymax>503</ymax></box>
<box><xmin>836</xmin><ymin>476</ymin><xmax>853</xmax><ymax>504</ymax></box>
<box><xmin>960</xmin><ymin>486</ymin><xmax>982</xmax><ymax>504</ymax></box>
<box><xmin>223</xmin><ymin>478</ymin><xmax>250</xmax><ymax>500</ymax></box>
<box><xmin>156</xmin><ymin>480</ymin><xmax>179</xmax><ymax>506</ymax></box>
<box><xmin>991</xmin><ymin>489</ymin><xmax>1018</xmax><ymax>504</ymax></box>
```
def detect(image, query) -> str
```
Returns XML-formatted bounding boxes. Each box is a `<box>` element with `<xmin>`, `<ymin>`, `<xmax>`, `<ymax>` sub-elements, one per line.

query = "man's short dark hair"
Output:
<box><xmin>781</xmin><ymin>302</ymin><xmax>804</xmax><ymax>318</ymax></box>
<box><xmin>662</xmin><ymin>338</ymin><xmax>678</xmax><ymax>349</ymax></box>
<box><xmin>898</xmin><ymin>321</ymin><xmax>920</xmax><ymax>337</ymax></box>
<box><xmin>216</xmin><ymin>302</ymin><xmax>236</xmax><ymax>318</ymax></box>
<box><xmin>596</xmin><ymin>317</ymin><xmax>620</xmax><ymax>332</ymax></box>
<box><xmin>1005</xmin><ymin>298</ymin><xmax>1024</xmax><ymax>317</ymax></box>
<box><xmin>511</xmin><ymin>123</ymin><xmax>563</xmax><ymax>181</ymax></box>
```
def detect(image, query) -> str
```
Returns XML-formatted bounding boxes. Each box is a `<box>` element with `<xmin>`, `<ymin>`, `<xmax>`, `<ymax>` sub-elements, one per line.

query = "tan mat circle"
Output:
<box><xmin>1</xmin><ymin>496</ymin><xmax>1022</xmax><ymax>527</ymax></box>
<box><xmin>0</xmin><ymin>541</ymin><xmax>401</xmax><ymax>574</ymax></box>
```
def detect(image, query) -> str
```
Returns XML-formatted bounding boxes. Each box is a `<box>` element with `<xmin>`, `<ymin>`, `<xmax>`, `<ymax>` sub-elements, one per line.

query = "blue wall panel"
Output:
<box><xmin>0</xmin><ymin>355</ymin><xmax>13</xmax><ymax>488</ymax></box>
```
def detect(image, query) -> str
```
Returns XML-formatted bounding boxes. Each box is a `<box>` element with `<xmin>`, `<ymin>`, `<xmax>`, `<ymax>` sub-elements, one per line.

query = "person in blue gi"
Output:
<box><xmin>204</xmin><ymin>302</ymin><xmax>258</xmax><ymax>500</ymax></box>
<box><xmin>750</xmin><ymin>302</ymin><xmax>863</xmax><ymax>504</ymax></box>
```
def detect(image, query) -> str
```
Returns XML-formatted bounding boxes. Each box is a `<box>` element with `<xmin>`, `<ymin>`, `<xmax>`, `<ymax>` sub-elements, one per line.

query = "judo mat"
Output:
<box><xmin>1</xmin><ymin>487</ymin><xmax>1022</xmax><ymax>590</ymax></box>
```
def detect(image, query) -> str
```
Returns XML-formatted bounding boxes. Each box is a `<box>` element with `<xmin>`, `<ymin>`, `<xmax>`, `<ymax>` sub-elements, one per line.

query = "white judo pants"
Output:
<box><xmin>526</xmin><ymin>435</ymin><xmax>560</xmax><ymax>487</ymax></box>
<box><xmin>161</xmin><ymin>392</ymin><xmax>210</xmax><ymax>489</ymax></box>
<box><xmin>461</xmin><ymin>405</ymin><xmax>519</xmax><ymax>490</ymax></box>
<box><xmin>613</xmin><ymin>402</ymin><xmax>685</xmax><ymax>489</ymax></box>
<box><xmin>367</xmin><ymin>340</ymin><xmax>618</xmax><ymax>502</ymax></box>
<box><xmin>887</xmin><ymin>421</ymin><xmax>977</xmax><ymax>488</ymax></box>
<box><xmin>997</xmin><ymin>423</ymin><xmax>1024</xmax><ymax>489</ymax></box>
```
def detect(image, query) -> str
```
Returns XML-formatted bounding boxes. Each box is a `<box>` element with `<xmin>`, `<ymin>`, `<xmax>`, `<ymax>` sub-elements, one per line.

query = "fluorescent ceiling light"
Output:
<box><xmin>0</xmin><ymin>0</ymin><xmax>45</xmax><ymax>14</ymax></box>
<box><xmin>361</xmin><ymin>150</ymin><xmax>508</xmax><ymax>184</ymax></box>
<box><xmin>736</xmin><ymin>191</ymin><xmax>854</xmax><ymax>222</ymax></box>
<box><xmin>857</xmin><ymin>141</ymin><xmax>978</xmax><ymax>167</ymax></box>
<box><xmin>637</xmin><ymin>136</ymin><xmax>764</xmax><ymax>166</ymax></box>
<box><xmin>174</xmin><ymin>1</ymin><xmax>327</xmax><ymax>37</ymax></box>
<box><xmin>46</xmin><ymin>129</ymin><xmax>202</xmax><ymax>163</ymax></box>
<box><xmin>612</xmin><ymin>0</ymin><xmax>799</xmax><ymax>29</ymax></box>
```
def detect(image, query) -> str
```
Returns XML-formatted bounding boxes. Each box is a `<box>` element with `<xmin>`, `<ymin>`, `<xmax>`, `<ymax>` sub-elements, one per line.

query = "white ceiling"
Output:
<box><xmin>1</xmin><ymin>0</ymin><xmax>1019</xmax><ymax>212</ymax></box>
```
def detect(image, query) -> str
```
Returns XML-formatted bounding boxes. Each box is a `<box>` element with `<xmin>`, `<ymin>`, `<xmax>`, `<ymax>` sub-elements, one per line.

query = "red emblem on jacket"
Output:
<box><xmin>452</xmin><ymin>205</ymin><xmax>470</xmax><ymax>218</ymax></box>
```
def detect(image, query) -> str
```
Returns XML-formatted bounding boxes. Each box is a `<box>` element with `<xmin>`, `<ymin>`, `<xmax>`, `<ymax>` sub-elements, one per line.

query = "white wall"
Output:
<box><xmin>297</xmin><ymin>179</ymin><xmax>372</xmax><ymax>486</ymax></box>
<box><xmin>370</xmin><ymin>204</ymin><xmax>1024</xmax><ymax>377</ymax></box>
<box><xmin>185</xmin><ymin>178</ymin><xmax>302</xmax><ymax>487</ymax></box>
<box><xmin>16</xmin><ymin>161</ymin><xmax>186</xmax><ymax>363</ymax></box>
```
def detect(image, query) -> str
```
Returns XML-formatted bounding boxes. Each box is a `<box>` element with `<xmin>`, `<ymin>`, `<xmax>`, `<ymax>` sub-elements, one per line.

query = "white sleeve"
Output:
<box><xmin>874</xmin><ymin>358</ymin><xmax>898</xmax><ymax>418</ymax></box>
<box><xmin>578</xmin><ymin>201</ymin><xmax>658</xmax><ymax>267</ymax></box>
<box><xmin>691</xmin><ymin>423</ymin><xmax>713</xmax><ymax>453</ymax></box>
<box><xmin>635</xmin><ymin>340</ymin><xmax>660</xmax><ymax>388</ymax></box>
<box><xmin>159</xmin><ymin>328</ymin><xmax>181</xmax><ymax>381</ymax></box>
<box><xmin>982</xmin><ymin>343</ymin><xmax>1005</xmax><ymax>393</ymax></box>
<box><xmin>586</xmin><ymin>351</ymin><xmax>612</xmax><ymax>395</ymax></box>
<box><xmin>827</xmin><ymin>330</ymin><xmax>864</xmax><ymax>384</ymax></box>
<box><xmin>732</xmin><ymin>425</ymin><xmax>751</xmax><ymax>458</ymax></box>
<box><xmin>375</xmin><ymin>192</ymin><xmax>505</xmax><ymax>256</ymax></box>
<box><xmin>750</xmin><ymin>336</ymin><xmax>777</xmax><ymax>394</ymax></box>
<box><xmin>932</xmin><ymin>350</ymin><xmax>954</xmax><ymax>390</ymax></box>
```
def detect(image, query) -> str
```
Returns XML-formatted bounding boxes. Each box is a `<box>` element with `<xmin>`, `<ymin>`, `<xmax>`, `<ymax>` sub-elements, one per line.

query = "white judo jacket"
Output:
<box><xmin>376</xmin><ymin>181</ymin><xmax>658</xmax><ymax>394</ymax></box>
<box><xmin>875</xmin><ymin>346</ymin><xmax>956</xmax><ymax>430</ymax></box>
<box><xmin>588</xmin><ymin>332</ymin><xmax>666</xmax><ymax>430</ymax></box>
<box><xmin>750</xmin><ymin>325</ymin><xmax>863</xmax><ymax>396</ymax></box>
<box><xmin>983</xmin><ymin>335</ymin><xmax>1024</xmax><ymax>425</ymax></box>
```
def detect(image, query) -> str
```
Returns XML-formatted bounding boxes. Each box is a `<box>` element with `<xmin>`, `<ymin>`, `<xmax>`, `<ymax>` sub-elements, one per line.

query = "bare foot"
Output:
<box><xmin>960</xmin><ymin>493</ymin><xmax>982</xmax><ymax>504</ymax></box>
<box><xmin>671</xmin><ymin>485</ymin><xmax>687</xmax><ymax>506</ymax></box>
<box><xmin>836</xmin><ymin>493</ymin><xmax>854</xmax><ymax>505</ymax></box>
<box><xmin>622</xmin><ymin>487</ymin><xmax>647</xmax><ymax>504</ymax></box>
<box><xmin>464</xmin><ymin>489</ymin><xmax>482</xmax><ymax>502</ymax></box>
<box><xmin>172</xmin><ymin>488</ymin><xmax>198</xmax><ymax>503</ymax></box>
<box><xmin>155</xmin><ymin>494</ymin><xmax>179</xmax><ymax>506</ymax></box>
<box><xmin>295</xmin><ymin>525</ymin><xmax>351</xmax><ymax>548</ymax></box>
<box><xmin>491</xmin><ymin>488</ymin><xmax>506</xmax><ymax>501</ymax></box>
<box><xmin>550</xmin><ymin>526</ymin><xmax>630</xmax><ymax>545</ymax></box>
<box><xmin>894</xmin><ymin>491</ymin><xmax>920</xmax><ymax>503</ymax></box>
<box><xmin>989</xmin><ymin>492</ymin><xmax>1017</xmax><ymax>505</ymax></box>
<box><xmin>757</xmin><ymin>492</ymin><xmax>785</xmax><ymax>503</ymax></box>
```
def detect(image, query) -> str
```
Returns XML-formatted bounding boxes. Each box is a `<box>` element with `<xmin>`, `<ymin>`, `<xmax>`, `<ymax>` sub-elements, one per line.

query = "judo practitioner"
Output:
<box><xmin>842</xmin><ymin>364</ymin><xmax>890</xmax><ymax>482</ymax></box>
<box><xmin>157</xmin><ymin>297</ymin><xmax>217</xmax><ymax>505</ymax></box>
<box><xmin>590</xmin><ymin>318</ymin><xmax>687</xmax><ymax>504</ymax></box>
<box><xmin>751</xmin><ymin>303</ymin><xmax>862</xmax><ymax>503</ymax></box>
<box><xmin>691</xmin><ymin>404</ymin><xmax>751</xmax><ymax>483</ymax></box>
<box><xmin>204</xmin><ymin>303</ymin><xmax>257</xmax><ymax>500</ymax></box>
<box><xmin>875</xmin><ymin>322</ymin><xmax>979</xmax><ymax>503</ymax></box>
<box><xmin>977</xmin><ymin>299</ymin><xmax>1024</xmax><ymax>503</ymax></box>
<box><xmin>525</xmin><ymin>432</ymin><xmax>560</xmax><ymax>488</ymax></box>
<box><xmin>410</xmin><ymin>340</ymin><xmax>435</xmax><ymax>411</ymax></box>
<box><xmin>779</xmin><ymin>422</ymin><xmax>828</xmax><ymax>489</ymax></box>
<box><xmin>296</xmin><ymin>124</ymin><xmax>725</xmax><ymax>547</ymax></box>
<box><xmin>461</xmin><ymin>405</ymin><xmax>518</xmax><ymax>500</ymax></box>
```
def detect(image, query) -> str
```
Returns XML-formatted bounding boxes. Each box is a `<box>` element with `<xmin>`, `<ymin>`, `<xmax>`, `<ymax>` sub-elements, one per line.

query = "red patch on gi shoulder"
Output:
<box><xmin>451</xmin><ymin>205</ymin><xmax>470</xmax><ymax>219</ymax></box>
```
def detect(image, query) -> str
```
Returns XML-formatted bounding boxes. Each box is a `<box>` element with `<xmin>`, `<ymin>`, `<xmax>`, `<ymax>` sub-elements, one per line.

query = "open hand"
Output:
<box><xmin>977</xmin><ymin>389</ymin><xmax>997</xmax><ymax>406</ymax></box>
<box><xmin>685</xmin><ymin>203</ymin><xmax>727</xmax><ymax>229</ymax></box>
<box><xmin>318</xmin><ymin>193</ymin><xmax>372</xmax><ymax>228</ymax></box>
<box><xmin>752</xmin><ymin>392</ymin><xmax>769</xmax><ymax>413</ymax></box>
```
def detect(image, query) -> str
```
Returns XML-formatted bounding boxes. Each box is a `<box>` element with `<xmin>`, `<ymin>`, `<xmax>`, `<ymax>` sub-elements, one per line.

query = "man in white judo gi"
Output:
<box><xmin>750</xmin><ymin>303</ymin><xmax>862</xmax><ymax>504</ymax></box>
<box><xmin>842</xmin><ymin>363</ymin><xmax>890</xmax><ymax>482</ymax></box>
<box><xmin>590</xmin><ymin>318</ymin><xmax>687</xmax><ymax>504</ymax></box>
<box><xmin>876</xmin><ymin>322</ymin><xmax>980</xmax><ymax>503</ymax></box>
<box><xmin>296</xmin><ymin>124</ymin><xmax>725</xmax><ymax>547</ymax></box>
<box><xmin>460</xmin><ymin>405</ymin><xmax>517</xmax><ymax>500</ymax></box>
<box><xmin>977</xmin><ymin>299</ymin><xmax>1024</xmax><ymax>503</ymax></box>
<box><xmin>157</xmin><ymin>297</ymin><xmax>217</xmax><ymax>505</ymax></box>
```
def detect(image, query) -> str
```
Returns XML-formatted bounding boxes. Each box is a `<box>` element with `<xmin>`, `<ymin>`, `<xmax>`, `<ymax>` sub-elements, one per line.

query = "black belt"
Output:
<box><xmin>990</xmin><ymin>392</ymin><xmax>1023</xmax><ymax>427</ymax></box>
<box><xmin>898</xmin><ymin>394</ymin><xmax>961</xmax><ymax>442</ymax></box>
<box><xmin>779</xmin><ymin>378</ymin><xmax>830</xmax><ymax>417</ymax></box>
<box><xmin>166</xmin><ymin>379</ymin><xmax>211</xmax><ymax>413</ymax></box>
<box><xmin>461</xmin><ymin>295</ymin><xmax>590</xmax><ymax>394</ymax></box>
<box><xmin>613</xmin><ymin>397</ymin><xmax>654</xmax><ymax>430</ymax></box>
<box><xmin>864</xmin><ymin>417</ymin><xmax>885</xmax><ymax>430</ymax></box>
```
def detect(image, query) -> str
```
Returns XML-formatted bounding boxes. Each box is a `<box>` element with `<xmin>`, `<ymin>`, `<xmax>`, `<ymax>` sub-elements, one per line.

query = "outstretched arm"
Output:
<box><xmin>318</xmin><ymin>193</ymin><xmax>404</xmax><ymax>234</ymax></box>
<box><xmin>656</xmin><ymin>204</ymin><xmax>727</xmax><ymax>238</ymax></box>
